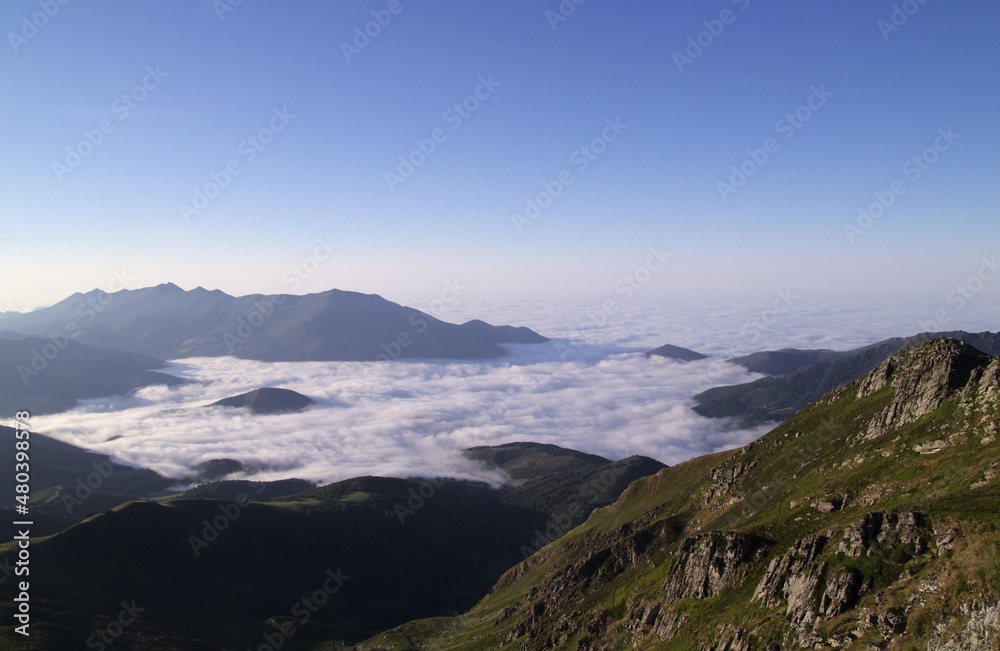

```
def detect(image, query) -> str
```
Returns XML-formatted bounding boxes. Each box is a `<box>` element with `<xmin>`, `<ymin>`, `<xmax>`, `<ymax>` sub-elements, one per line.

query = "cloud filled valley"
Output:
<box><xmin>27</xmin><ymin>294</ymin><xmax>998</xmax><ymax>488</ymax></box>
<box><xmin>30</xmin><ymin>346</ymin><xmax>767</xmax><ymax>487</ymax></box>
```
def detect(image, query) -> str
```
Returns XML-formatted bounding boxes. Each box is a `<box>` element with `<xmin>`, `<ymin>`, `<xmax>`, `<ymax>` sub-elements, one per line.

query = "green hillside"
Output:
<box><xmin>360</xmin><ymin>338</ymin><xmax>1000</xmax><ymax>650</ymax></box>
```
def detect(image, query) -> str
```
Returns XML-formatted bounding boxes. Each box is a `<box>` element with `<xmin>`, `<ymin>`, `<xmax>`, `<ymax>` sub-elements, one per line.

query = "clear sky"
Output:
<box><xmin>1</xmin><ymin>0</ymin><xmax>998</xmax><ymax>311</ymax></box>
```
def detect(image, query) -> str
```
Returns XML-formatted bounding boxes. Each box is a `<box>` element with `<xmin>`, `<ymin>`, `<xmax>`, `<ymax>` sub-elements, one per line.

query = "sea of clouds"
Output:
<box><xmin>29</xmin><ymin>294</ymin><xmax>999</xmax><ymax>488</ymax></box>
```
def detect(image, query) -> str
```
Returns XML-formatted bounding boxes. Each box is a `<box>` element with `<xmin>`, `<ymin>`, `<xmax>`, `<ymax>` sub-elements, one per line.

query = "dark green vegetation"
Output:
<box><xmin>0</xmin><ymin>426</ymin><xmax>173</xmax><ymax>511</ymax></box>
<box><xmin>642</xmin><ymin>344</ymin><xmax>707</xmax><ymax>362</ymax></box>
<box><xmin>0</xmin><ymin>442</ymin><xmax>663</xmax><ymax>649</ymax></box>
<box><xmin>0</xmin><ymin>428</ymin><xmax>316</xmax><ymax>539</ymax></box>
<box><xmin>0</xmin><ymin>333</ymin><xmax>182</xmax><ymax>415</ymax></box>
<box><xmin>359</xmin><ymin>339</ymin><xmax>1000</xmax><ymax>650</ymax></box>
<box><xmin>208</xmin><ymin>387</ymin><xmax>315</xmax><ymax>414</ymax></box>
<box><xmin>694</xmin><ymin>330</ymin><xmax>1000</xmax><ymax>425</ymax></box>
<box><xmin>0</xmin><ymin>283</ymin><xmax>548</xmax><ymax>362</ymax></box>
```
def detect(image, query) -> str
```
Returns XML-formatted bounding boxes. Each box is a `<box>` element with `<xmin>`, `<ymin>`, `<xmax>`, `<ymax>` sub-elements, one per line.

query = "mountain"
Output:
<box><xmin>463</xmin><ymin>441</ymin><xmax>613</xmax><ymax>483</ymax></box>
<box><xmin>643</xmin><ymin>343</ymin><xmax>708</xmax><ymax>361</ymax></box>
<box><xmin>728</xmin><ymin>348</ymin><xmax>850</xmax><ymax>376</ymax></box>
<box><xmin>208</xmin><ymin>387</ymin><xmax>315</xmax><ymax>414</ymax></box>
<box><xmin>0</xmin><ymin>444</ymin><xmax>664</xmax><ymax>648</ymax></box>
<box><xmin>0</xmin><ymin>426</ymin><xmax>174</xmax><ymax>510</ymax></box>
<box><xmin>359</xmin><ymin>338</ymin><xmax>1000</xmax><ymax>650</ymax></box>
<box><xmin>0</xmin><ymin>284</ymin><xmax>548</xmax><ymax>361</ymax></box>
<box><xmin>0</xmin><ymin>333</ymin><xmax>183</xmax><ymax>415</ymax></box>
<box><xmin>694</xmin><ymin>330</ymin><xmax>1000</xmax><ymax>425</ymax></box>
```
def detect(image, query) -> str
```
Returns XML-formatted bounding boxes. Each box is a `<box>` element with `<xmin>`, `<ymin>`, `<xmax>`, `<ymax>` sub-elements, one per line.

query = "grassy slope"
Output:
<box><xmin>360</xmin><ymin>356</ymin><xmax>1000</xmax><ymax>650</ymax></box>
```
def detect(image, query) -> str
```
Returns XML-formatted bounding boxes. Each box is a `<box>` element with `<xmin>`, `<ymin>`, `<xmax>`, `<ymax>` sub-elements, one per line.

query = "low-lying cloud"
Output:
<box><xmin>31</xmin><ymin>345</ymin><xmax>765</xmax><ymax>487</ymax></box>
<box><xmin>28</xmin><ymin>295</ymin><xmax>998</xmax><ymax>488</ymax></box>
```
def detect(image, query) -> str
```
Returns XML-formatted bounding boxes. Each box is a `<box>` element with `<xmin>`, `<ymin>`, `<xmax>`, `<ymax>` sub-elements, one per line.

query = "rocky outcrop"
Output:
<box><xmin>837</xmin><ymin>510</ymin><xmax>927</xmax><ymax>556</ymax></box>
<box><xmin>930</xmin><ymin>600</ymin><xmax>1000</xmax><ymax>650</ymax></box>
<box><xmin>752</xmin><ymin>511</ymin><xmax>933</xmax><ymax>645</ymax></box>
<box><xmin>754</xmin><ymin>535</ymin><xmax>828</xmax><ymax>607</ymax></box>
<box><xmin>753</xmin><ymin>534</ymin><xmax>864</xmax><ymax>632</ymax></box>
<box><xmin>700</xmin><ymin>457</ymin><xmax>759</xmax><ymax>507</ymax></box>
<box><xmin>858</xmin><ymin>339</ymin><xmax>995</xmax><ymax>440</ymax></box>
<box><xmin>663</xmin><ymin>532</ymin><xmax>769</xmax><ymax>601</ymax></box>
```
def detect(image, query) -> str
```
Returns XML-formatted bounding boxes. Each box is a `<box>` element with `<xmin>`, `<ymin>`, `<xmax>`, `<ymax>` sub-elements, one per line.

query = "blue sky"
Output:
<box><xmin>1</xmin><ymin>0</ymin><xmax>998</xmax><ymax>310</ymax></box>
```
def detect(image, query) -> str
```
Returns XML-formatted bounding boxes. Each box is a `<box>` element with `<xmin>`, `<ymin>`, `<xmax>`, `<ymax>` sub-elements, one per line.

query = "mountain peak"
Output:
<box><xmin>855</xmin><ymin>337</ymin><xmax>998</xmax><ymax>440</ymax></box>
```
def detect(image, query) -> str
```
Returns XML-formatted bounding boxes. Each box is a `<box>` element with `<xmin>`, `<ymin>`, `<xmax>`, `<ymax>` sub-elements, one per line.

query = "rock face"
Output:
<box><xmin>209</xmin><ymin>387</ymin><xmax>314</xmax><ymax>414</ymax></box>
<box><xmin>930</xmin><ymin>600</ymin><xmax>1000</xmax><ymax>650</ymax></box>
<box><xmin>663</xmin><ymin>532</ymin><xmax>768</xmax><ymax>601</ymax></box>
<box><xmin>858</xmin><ymin>338</ymin><xmax>999</xmax><ymax>440</ymax></box>
<box><xmin>752</xmin><ymin>511</ymin><xmax>930</xmax><ymax>642</ymax></box>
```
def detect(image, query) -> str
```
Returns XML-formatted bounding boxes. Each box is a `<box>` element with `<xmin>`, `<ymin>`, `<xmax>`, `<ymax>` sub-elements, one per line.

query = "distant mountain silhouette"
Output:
<box><xmin>642</xmin><ymin>343</ymin><xmax>707</xmax><ymax>361</ymax></box>
<box><xmin>0</xmin><ymin>333</ymin><xmax>183</xmax><ymax>415</ymax></box>
<box><xmin>208</xmin><ymin>387</ymin><xmax>314</xmax><ymax>414</ymax></box>
<box><xmin>0</xmin><ymin>284</ymin><xmax>548</xmax><ymax>362</ymax></box>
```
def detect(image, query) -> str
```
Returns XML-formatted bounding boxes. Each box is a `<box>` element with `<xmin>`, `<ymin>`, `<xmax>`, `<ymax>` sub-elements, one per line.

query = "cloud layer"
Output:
<box><xmin>29</xmin><ymin>296</ymin><xmax>998</xmax><ymax>487</ymax></box>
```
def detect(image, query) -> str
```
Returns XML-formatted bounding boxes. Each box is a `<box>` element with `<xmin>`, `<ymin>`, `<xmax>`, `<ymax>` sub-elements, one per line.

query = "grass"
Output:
<box><xmin>357</xmin><ymin>352</ymin><xmax>1000</xmax><ymax>650</ymax></box>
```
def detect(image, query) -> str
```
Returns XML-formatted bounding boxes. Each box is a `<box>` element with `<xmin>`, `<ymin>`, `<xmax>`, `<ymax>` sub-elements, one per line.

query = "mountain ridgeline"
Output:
<box><xmin>0</xmin><ymin>332</ymin><xmax>183</xmax><ymax>415</ymax></box>
<box><xmin>360</xmin><ymin>338</ymin><xmax>1000</xmax><ymax>650</ymax></box>
<box><xmin>692</xmin><ymin>330</ymin><xmax>1000</xmax><ymax>426</ymax></box>
<box><xmin>0</xmin><ymin>283</ymin><xmax>548</xmax><ymax>362</ymax></box>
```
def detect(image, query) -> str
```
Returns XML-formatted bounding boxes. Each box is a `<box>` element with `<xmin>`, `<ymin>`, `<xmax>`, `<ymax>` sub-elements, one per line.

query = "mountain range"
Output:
<box><xmin>0</xmin><ymin>332</ymin><xmax>183</xmax><ymax>416</ymax></box>
<box><xmin>0</xmin><ymin>283</ymin><xmax>548</xmax><ymax>362</ymax></box>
